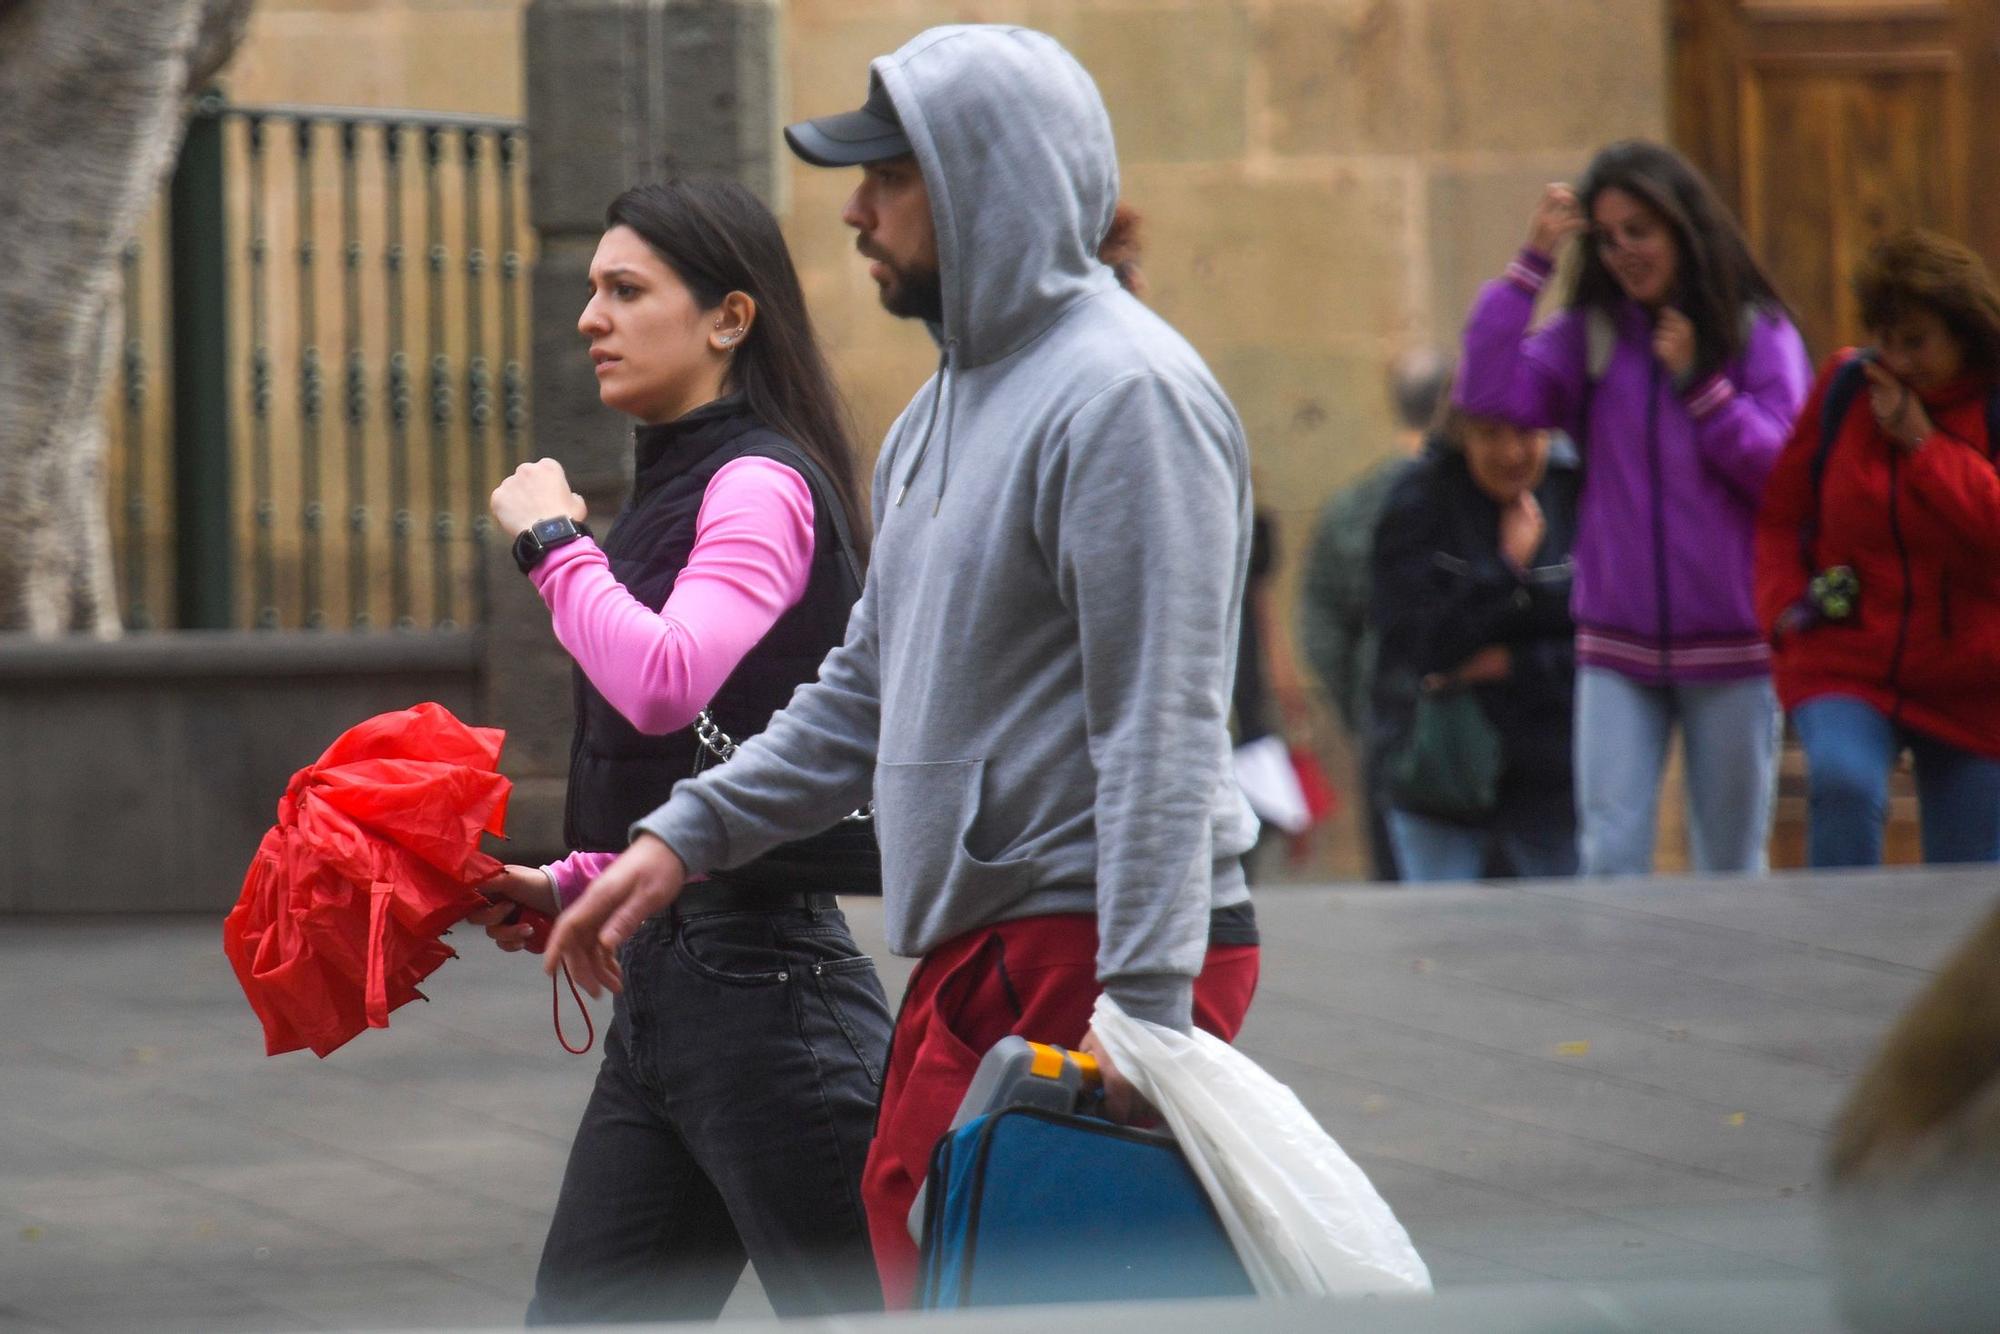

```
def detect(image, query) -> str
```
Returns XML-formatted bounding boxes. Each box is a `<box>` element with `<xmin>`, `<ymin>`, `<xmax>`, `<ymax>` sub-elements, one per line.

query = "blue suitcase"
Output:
<box><xmin>916</xmin><ymin>1042</ymin><xmax>1253</xmax><ymax>1309</ymax></box>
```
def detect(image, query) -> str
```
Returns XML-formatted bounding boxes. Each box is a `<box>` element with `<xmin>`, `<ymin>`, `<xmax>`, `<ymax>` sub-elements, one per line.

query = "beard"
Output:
<box><xmin>872</xmin><ymin>255</ymin><xmax>944</xmax><ymax>323</ymax></box>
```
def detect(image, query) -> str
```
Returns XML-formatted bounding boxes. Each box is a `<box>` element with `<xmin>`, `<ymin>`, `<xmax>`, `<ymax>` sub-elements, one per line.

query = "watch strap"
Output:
<box><xmin>513</xmin><ymin>517</ymin><xmax>593</xmax><ymax>574</ymax></box>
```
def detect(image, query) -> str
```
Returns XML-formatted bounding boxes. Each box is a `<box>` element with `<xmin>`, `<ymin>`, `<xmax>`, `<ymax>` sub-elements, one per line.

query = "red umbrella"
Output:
<box><xmin>223</xmin><ymin>702</ymin><xmax>511</xmax><ymax>1057</ymax></box>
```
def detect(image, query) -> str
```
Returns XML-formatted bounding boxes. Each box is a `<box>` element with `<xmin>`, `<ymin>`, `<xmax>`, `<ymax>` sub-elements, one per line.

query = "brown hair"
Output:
<box><xmin>1854</xmin><ymin>228</ymin><xmax>2000</xmax><ymax>379</ymax></box>
<box><xmin>1099</xmin><ymin>202</ymin><xmax>1146</xmax><ymax>299</ymax></box>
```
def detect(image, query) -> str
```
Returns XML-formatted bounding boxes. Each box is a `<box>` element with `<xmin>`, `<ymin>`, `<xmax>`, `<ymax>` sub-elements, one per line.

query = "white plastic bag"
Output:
<box><xmin>1232</xmin><ymin>735</ymin><xmax>1311</xmax><ymax>834</ymax></box>
<box><xmin>1089</xmin><ymin>992</ymin><xmax>1432</xmax><ymax>1299</ymax></box>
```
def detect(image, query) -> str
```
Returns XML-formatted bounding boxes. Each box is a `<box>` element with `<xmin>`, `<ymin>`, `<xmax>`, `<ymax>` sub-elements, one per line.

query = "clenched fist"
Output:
<box><xmin>491</xmin><ymin>458</ymin><xmax>588</xmax><ymax>538</ymax></box>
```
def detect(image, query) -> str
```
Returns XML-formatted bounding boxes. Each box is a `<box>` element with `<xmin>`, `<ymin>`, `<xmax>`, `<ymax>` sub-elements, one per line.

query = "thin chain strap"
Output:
<box><xmin>693</xmin><ymin>710</ymin><xmax>873</xmax><ymax>823</ymax></box>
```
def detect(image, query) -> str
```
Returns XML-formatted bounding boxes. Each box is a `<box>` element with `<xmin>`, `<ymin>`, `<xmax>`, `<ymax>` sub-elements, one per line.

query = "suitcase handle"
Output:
<box><xmin>1026</xmin><ymin>1040</ymin><xmax>1101</xmax><ymax>1089</ymax></box>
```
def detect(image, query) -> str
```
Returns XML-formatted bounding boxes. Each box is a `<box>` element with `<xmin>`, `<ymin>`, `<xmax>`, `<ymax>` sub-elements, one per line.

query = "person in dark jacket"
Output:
<box><xmin>1370</xmin><ymin>406</ymin><xmax>1580</xmax><ymax>881</ymax></box>
<box><xmin>1755</xmin><ymin>228</ymin><xmax>2000</xmax><ymax>867</ymax></box>
<box><xmin>471</xmin><ymin>179</ymin><xmax>891</xmax><ymax>1322</ymax></box>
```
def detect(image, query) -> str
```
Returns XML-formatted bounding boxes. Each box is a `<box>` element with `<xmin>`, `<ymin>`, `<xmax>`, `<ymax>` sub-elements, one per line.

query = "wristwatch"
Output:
<box><xmin>512</xmin><ymin>515</ymin><xmax>592</xmax><ymax>573</ymax></box>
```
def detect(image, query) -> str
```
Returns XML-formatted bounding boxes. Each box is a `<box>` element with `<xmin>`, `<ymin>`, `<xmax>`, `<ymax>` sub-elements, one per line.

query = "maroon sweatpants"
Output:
<box><xmin>859</xmin><ymin>912</ymin><xmax>1260</xmax><ymax>1309</ymax></box>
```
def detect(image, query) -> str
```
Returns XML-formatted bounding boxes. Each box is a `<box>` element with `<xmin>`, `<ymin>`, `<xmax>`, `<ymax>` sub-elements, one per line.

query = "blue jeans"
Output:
<box><xmin>1574</xmin><ymin>667</ymin><xmax>1781</xmax><ymax>876</ymax></box>
<box><xmin>1791</xmin><ymin>694</ymin><xmax>2000</xmax><ymax>868</ymax></box>
<box><xmin>527</xmin><ymin>904</ymin><xmax>892</xmax><ymax>1323</ymax></box>
<box><xmin>1386</xmin><ymin>803</ymin><xmax>1578</xmax><ymax>882</ymax></box>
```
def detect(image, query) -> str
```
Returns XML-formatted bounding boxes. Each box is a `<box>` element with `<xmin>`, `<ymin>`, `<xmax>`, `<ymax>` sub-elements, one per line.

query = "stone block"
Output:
<box><xmin>1254</xmin><ymin>0</ymin><xmax>1419</xmax><ymax>157</ymax></box>
<box><xmin>224</xmin><ymin>9</ymin><xmax>404</xmax><ymax>107</ymax></box>
<box><xmin>224</xmin><ymin>2</ymin><xmax>527</xmax><ymax>115</ymax></box>
<box><xmin>1125</xmin><ymin>161</ymin><xmax>1419</xmax><ymax>357</ymax></box>
<box><xmin>526</xmin><ymin>0</ymin><xmax>782</xmax><ymax>237</ymax></box>
<box><xmin>1422</xmin><ymin>0</ymin><xmax>1667</xmax><ymax>154</ymax></box>
<box><xmin>1207</xmin><ymin>345</ymin><xmax>1398</xmax><ymax>529</ymax></box>
<box><xmin>1425</xmin><ymin>154</ymin><xmax>1581</xmax><ymax>343</ymax></box>
<box><xmin>785</xmin><ymin>10</ymin><xmax>928</xmax><ymax>133</ymax></box>
<box><xmin>392</xmin><ymin>7</ymin><xmax>530</xmax><ymax>117</ymax></box>
<box><xmin>1068</xmin><ymin>2</ymin><xmax>1250</xmax><ymax>165</ymax></box>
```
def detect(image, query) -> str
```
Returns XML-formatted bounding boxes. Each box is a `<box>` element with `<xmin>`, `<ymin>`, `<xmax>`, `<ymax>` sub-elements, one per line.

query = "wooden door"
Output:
<box><xmin>1672</xmin><ymin>0</ymin><xmax>2000</xmax><ymax>361</ymax></box>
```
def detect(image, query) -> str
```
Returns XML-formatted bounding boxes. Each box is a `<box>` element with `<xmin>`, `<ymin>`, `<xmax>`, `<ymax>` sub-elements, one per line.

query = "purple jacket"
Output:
<box><xmin>1459</xmin><ymin>249</ymin><xmax>1811</xmax><ymax>683</ymax></box>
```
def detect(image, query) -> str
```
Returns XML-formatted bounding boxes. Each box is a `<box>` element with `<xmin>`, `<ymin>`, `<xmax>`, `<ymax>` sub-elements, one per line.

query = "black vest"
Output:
<box><xmin>562</xmin><ymin>397</ymin><xmax>864</xmax><ymax>883</ymax></box>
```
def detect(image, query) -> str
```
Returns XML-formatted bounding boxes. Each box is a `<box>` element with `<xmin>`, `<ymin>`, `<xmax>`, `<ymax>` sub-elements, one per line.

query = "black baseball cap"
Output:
<box><xmin>784</xmin><ymin>74</ymin><xmax>912</xmax><ymax>167</ymax></box>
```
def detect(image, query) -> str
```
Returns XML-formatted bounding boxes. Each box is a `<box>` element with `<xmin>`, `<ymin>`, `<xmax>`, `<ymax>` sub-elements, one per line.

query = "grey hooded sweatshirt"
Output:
<box><xmin>634</xmin><ymin>24</ymin><xmax>1256</xmax><ymax>1032</ymax></box>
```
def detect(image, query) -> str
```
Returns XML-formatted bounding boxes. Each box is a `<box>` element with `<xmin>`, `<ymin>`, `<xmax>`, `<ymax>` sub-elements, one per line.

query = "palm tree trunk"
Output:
<box><xmin>0</xmin><ymin>0</ymin><xmax>251</xmax><ymax>635</ymax></box>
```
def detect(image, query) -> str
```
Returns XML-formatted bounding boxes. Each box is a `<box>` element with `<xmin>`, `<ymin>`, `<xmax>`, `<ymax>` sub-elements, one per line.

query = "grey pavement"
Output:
<box><xmin>3</xmin><ymin>866</ymin><xmax>1994</xmax><ymax>1331</ymax></box>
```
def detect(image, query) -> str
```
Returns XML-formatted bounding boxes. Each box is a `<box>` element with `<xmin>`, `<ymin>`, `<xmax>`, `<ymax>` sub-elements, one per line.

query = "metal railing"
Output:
<box><xmin>110</xmin><ymin>93</ymin><xmax>532</xmax><ymax>631</ymax></box>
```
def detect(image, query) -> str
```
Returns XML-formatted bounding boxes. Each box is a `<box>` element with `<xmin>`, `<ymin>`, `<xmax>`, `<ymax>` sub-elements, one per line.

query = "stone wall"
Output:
<box><xmin>222</xmin><ymin>0</ymin><xmax>529</xmax><ymax>114</ymax></box>
<box><xmin>787</xmin><ymin>0</ymin><xmax>1666</xmax><ymax>491</ymax></box>
<box><xmin>218</xmin><ymin>0</ymin><xmax>1669</xmax><ymax>505</ymax></box>
<box><xmin>1</xmin><ymin>634</ymin><xmax>480</xmax><ymax>912</ymax></box>
<box><xmin>210</xmin><ymin>0</ymin><xmax>1672</xmax><ymax>877</ymax></box>
<box><xmin>782</xmin><ymin>0</ymin><xmax>1670</xmax><ymax>875</ymax></box>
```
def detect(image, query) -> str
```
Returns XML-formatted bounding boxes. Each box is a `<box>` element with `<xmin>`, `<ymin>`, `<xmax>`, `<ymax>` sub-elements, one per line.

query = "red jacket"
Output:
<box><xmin>1754</xmin><ymin>352</ymin><xmax>2000</xmax><ymax>758</ymax></box>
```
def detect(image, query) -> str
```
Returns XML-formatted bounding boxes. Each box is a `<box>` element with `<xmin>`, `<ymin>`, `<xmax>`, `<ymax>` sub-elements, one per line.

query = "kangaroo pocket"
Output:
<box><xmin>872</xmin><ymin>757</ymin><xmax>1035</xmax><ymax>898</ymax></box>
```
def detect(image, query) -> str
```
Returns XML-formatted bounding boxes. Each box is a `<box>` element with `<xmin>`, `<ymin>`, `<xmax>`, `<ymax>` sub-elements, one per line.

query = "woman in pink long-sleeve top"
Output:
<box><xmin>469</xmin><ymin>179</ymin><xmax>891</xmax><ymax>1323</ymax></box>
<box><xmin>1457</xmin><ymin>140</ymin><xmax>1811</xmax><ymax>877</ymax></box>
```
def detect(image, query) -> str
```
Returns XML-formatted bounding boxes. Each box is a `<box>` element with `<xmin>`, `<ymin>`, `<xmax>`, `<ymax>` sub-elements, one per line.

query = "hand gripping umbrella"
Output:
<box><xmin>223</xmin><ymin>702</ymin><xmax>511</xmax><ymax>1057</ymax></box>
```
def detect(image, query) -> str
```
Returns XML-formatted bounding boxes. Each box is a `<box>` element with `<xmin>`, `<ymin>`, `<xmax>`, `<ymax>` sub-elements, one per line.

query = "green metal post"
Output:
<box><xmin>170</xmin><ymin>92</ymin><xmax>235</xmax><ymax>629</ymax></box>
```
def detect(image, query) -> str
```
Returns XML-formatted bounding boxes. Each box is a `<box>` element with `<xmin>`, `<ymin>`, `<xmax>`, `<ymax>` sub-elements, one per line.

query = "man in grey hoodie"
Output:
<box><xmin>544</xmin><ymin>24</ymin><xmax>1260</xmax><ymax>1303</ymax></box>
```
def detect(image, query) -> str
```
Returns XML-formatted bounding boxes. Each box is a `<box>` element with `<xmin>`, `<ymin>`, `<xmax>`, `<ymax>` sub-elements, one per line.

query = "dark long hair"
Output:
<box><xmin>605</xmin><ymin>179</ymin><xmax>870</xmax><ymax>559</ymax></box>
<box><xmin>1570</xmin><ymin>140</ymin><xmax>1789</xmax><ymax>378</ymax></box>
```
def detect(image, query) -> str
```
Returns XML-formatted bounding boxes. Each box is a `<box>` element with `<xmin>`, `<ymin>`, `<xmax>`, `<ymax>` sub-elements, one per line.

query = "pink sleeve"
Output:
<box><xmin>541</xmin><ymin>851</ymin><xmax>619</xmax><ymax>911</ymax></box>
<box><xmin>528</xmin><ymin>456</ymin><xmax>817</xmax><ymax>736</ymax></box>
<box><xmin>542</xmin><ymin>849</ymin><xmax>711</xmax><ymax>913</ymax></box>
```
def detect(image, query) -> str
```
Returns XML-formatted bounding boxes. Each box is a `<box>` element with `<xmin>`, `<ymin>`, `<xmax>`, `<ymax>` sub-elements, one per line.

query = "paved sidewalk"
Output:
<box><xmin>3</xmin><ymin>867</ymin><xmax>1991</xmax><ymax>1331</ymax></box>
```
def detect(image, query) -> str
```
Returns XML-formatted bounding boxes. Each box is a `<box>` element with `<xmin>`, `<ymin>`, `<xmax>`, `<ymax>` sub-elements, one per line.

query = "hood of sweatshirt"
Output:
<box><xmin>872</xmin><ymin>25</ymin><xmax>1122</xmax><ymax>369</ymax></box>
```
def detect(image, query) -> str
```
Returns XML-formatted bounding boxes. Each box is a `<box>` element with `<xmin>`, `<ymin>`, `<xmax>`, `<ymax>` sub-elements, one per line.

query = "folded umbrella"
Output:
<box><xmin>223</xmin><ymin>702</ymin><xmax>511</xmax><ymax>1057</ymax></box>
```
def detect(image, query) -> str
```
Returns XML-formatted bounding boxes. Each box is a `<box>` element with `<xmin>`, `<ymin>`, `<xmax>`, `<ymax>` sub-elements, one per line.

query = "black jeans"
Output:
<box><xmin>526</xmin><ymin>904</ymin><xmax>892</xmax><ymax>1324</ymax></box>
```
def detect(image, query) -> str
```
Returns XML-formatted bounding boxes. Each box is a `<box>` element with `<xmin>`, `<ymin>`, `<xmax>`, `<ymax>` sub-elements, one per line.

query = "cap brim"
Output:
<box><xmin>784</xmin><ymin>109</ymin><xmax>912</xmax><ymax>168</ymax></box>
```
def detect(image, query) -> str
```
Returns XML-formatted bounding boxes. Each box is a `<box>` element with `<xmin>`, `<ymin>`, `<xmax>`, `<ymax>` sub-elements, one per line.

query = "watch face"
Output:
<box><xmin>532</xmin><ymin>518</ymin><xmax>572</xmax><ymax>543</ymax></box>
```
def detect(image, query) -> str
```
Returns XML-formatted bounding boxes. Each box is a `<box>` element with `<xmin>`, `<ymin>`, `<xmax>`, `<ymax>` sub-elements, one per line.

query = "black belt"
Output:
<box><xmin>671</xmin><ymin>882</ymin><xmax>838</xmax><ymax>917</ymax></box>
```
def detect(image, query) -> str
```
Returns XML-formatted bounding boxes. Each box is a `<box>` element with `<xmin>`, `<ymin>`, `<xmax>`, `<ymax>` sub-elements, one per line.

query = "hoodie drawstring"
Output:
<box><xmin>895</xmin><ymin>339</ymin><xmax>958</xmax><ymax>513</ymax></box>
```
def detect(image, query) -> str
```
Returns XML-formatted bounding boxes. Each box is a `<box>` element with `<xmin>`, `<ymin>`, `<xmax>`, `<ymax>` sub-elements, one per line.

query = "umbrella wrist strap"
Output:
<box><xmin>552</xmin><ymin>962</ymin><xmax>595</xmax><ymax>1055</ymax></box>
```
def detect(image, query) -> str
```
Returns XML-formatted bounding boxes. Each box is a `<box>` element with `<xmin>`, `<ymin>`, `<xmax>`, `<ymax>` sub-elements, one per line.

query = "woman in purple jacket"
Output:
<box><xmin>1458</xmin><ymin>140</ymin><xmax>1811</xmax><ymax>876</ymax></box>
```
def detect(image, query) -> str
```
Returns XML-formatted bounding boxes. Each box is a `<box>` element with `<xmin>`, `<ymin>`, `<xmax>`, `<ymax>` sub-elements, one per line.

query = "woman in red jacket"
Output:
<box><xmin>1754</xmin><ymin>229</ymin><xmax>2000</xmax><ymax>867</ymax></box>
